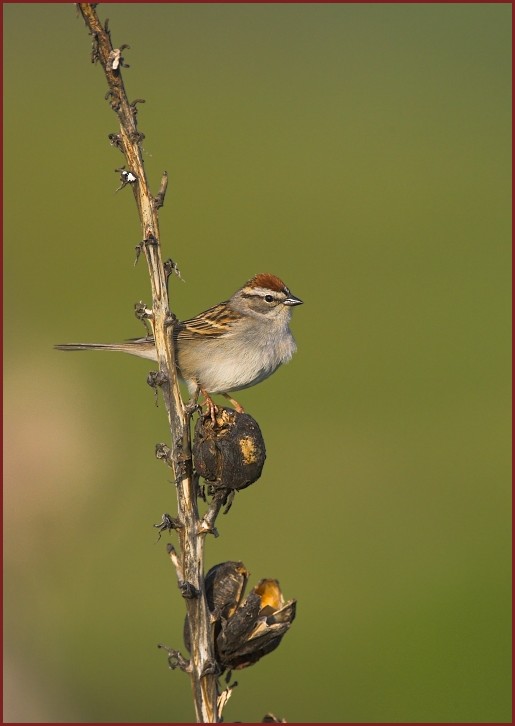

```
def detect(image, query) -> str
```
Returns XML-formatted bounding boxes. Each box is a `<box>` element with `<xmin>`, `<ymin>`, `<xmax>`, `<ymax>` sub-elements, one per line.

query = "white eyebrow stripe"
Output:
<box><xmin>249</xmin><ymin>287</ymin><xmax>286</xmax><ymax>297</ymax></box>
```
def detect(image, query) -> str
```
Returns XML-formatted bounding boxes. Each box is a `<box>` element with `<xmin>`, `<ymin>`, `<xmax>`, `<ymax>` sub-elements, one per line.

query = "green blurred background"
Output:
<box><xmin>3</xmin><ymin>3</ymin><xmax>511</xmax><ymax>723</ymax></box>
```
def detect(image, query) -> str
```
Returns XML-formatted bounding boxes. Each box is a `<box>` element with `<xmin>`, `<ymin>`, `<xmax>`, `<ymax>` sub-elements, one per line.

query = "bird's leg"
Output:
<box><xmin>222</xmin><ymin>393</ymin><xmax>245</xmax><ymax>413</ymax></box>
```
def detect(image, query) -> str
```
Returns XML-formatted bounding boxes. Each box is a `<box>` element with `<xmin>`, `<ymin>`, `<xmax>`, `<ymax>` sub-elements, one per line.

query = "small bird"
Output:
<box><xmin>56</xmin><ymin>273</ymin><xmax>303</xmax><ymax>417</ymax></box>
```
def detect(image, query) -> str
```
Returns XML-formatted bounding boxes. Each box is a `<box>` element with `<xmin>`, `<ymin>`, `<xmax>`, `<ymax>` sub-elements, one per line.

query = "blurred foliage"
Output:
<box><xmin>4</xmin><ymin>3</ymin><xmax>511</xmax><ymax>723</ymax></box>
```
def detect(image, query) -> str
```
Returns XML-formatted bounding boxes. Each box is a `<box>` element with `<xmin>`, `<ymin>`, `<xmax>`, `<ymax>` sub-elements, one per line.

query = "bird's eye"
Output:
<box><xmin>264</xmin><ymin>295</ymin><xmax>274</xmax><ymax>303</ymax></box>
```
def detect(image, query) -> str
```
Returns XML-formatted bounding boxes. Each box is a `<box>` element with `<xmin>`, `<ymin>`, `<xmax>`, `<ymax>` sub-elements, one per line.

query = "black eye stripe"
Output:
<box><xmin>241</xmin><ymin>292</ymin><xmax>283</xmax><ymax>300</ymax></box>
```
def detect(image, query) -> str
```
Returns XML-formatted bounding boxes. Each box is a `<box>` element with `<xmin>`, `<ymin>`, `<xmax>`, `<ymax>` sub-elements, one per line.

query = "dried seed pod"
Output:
<box><xmin>193</xmin><ymin>407</ymin><xmax>266</xmax><ymax>491</ymax></box>
<box><xmin>183</xmin><ymin>561</ymin><xmax>249</xmax><ymax>653</ymax></box>
<box><xmin>183</xmin><ymin>561</ymin><xmax>296</xmax><ymax>672</ymax></box>
<box><xmin>205</xmin><ymin>561</ymin><xmax>250</xmax><ymax>619</ymax></box>
<box><xmin>216</xmin><ymin>578</ymin><xmax>296</xmax><ymax>671</ymax></box>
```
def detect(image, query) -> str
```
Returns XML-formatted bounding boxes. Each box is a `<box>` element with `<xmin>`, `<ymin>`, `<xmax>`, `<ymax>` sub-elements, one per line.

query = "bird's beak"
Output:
<box><xmin>284</xmin><ymin>294</ymin><xmax>303</xmax><ymax>306</ymax></box>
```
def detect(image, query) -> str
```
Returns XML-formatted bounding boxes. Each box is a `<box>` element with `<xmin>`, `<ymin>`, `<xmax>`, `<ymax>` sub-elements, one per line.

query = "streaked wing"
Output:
<box><xmin>176</xmin><ymin>302</ymin><xmax>238</xmax><ymax>341</ymax></box>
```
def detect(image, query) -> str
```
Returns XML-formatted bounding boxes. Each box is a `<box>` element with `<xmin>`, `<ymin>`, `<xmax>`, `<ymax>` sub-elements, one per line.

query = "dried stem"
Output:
<box><xmin>77</xmin><ymin>5</ymin><xmax>219</xmax><ymax>721</ymax></box>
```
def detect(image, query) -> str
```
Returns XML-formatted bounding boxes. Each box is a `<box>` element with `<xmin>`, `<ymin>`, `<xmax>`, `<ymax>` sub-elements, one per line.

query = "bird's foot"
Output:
<box><xmin>199</xmin><ymin>391</ymin><xmax>244</xmax><ymax>423</ymax></box>
<box><xmin>200</xmin><ymin>389</ymin><xmax>219</xmax><ymax>425</ymax></box>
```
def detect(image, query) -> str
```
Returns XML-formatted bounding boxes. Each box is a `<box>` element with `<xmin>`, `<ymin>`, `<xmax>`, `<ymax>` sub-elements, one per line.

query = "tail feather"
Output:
<box><xmin>54</xmin><ymin>340</ymin><xmax>157</xmax><ymax>361</ymax></box>
<box><xmin>55</xmin><ymin>343</ymin><xmax>121</xmax><ymax>352</ymax></box>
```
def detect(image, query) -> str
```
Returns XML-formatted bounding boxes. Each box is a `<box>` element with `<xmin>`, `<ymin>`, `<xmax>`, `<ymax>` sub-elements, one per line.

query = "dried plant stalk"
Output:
<box><xmin>77</xmin><ymin>5</ymin><xmax>218</xmax><ymax>721</ymax></box>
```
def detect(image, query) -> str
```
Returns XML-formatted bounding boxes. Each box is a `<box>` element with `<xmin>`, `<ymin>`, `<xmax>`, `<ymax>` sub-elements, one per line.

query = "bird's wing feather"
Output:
<box><xmin>123</xmin><ymin>302</ymin><xmax>239</xmax><ymax>345</ymax></box>
<box><xmin>176</xmin><ymin>302</ymin><xmax>239</xmax><ymax>341</ymax></box>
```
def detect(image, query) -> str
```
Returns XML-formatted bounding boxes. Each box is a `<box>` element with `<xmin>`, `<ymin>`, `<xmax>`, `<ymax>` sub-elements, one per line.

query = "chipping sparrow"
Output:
<box><xmin>56</xmin><ymin>273</ymin><xmax>303</xmax><ymax>416</ymax></box>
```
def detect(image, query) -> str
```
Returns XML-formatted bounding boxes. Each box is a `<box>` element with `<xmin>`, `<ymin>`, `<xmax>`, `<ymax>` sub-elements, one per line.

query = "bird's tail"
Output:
<box><xmin>54</xmin><ymin>339</ymin><xmax>157</xmax><ymax>361</ymax></box>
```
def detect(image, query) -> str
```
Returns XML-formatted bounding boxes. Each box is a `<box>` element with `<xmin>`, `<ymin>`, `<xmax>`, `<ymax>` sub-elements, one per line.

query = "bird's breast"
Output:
<box><xmin>176</xmin><ymin>325</ymin><xmax>296</xmax><ymax>394</ymax></box>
